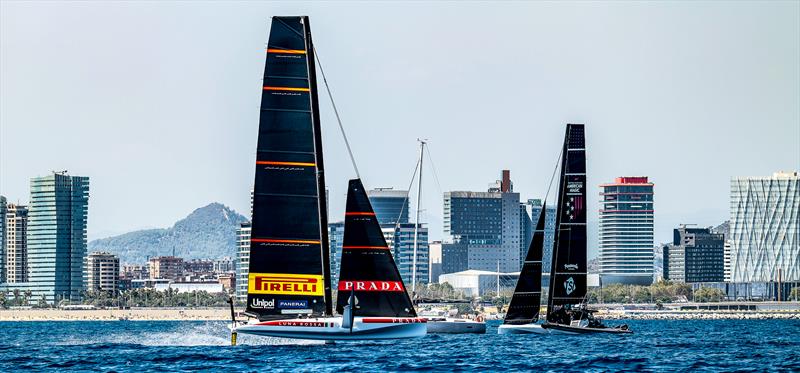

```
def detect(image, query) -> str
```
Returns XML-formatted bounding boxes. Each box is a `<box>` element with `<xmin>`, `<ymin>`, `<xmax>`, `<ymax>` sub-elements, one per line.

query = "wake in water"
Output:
<box><xmin>54</xmin><ymin>321</ymin><xmax>324</xmax><ymax>347</ymax></box>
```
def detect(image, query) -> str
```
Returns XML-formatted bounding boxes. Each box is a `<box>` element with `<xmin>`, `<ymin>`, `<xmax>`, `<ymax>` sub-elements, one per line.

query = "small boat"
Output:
<box><xmin>421</xmin><ymin>308</ymin><xmax>486</xmax><ymax>334</ymax></box>
<box><xmin>539</xmin><ymin>124</ymin><xmax>632</xmax><ymax>335</ymax></box>
<box><xmin>231</xmin><ymin>16</ymin><xmax>425</xmax><ymax>342</ymax></box>
<box><xmin>425</xmin><ymin>317</ymin><xmax>486</xmax><ymax>334</ymax></box>
<box><xmin>498</xmin><ymin>198</ymin><xmax>548</xmax><ymax>335</ymax></box>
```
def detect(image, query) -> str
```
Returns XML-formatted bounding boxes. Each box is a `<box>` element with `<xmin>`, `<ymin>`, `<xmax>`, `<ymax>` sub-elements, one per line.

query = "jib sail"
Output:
<box><xmin>503</xmin><ymin>202</ymin><xmax>546</xmax><ymax>325</ymax></box>
<box><xmin>336</xmin><ymin>179</ymin><xmax>417</xmax><ymax>318</ymax></box>
<box><xmin>547</xmin><ymin>124</ymin><xmax>588</xmax><ymax>313</ymax></box>
<box><xmin>246</xmin><ymin>16</ymin><xmax>332</xmax><ymax>320</ymax></box>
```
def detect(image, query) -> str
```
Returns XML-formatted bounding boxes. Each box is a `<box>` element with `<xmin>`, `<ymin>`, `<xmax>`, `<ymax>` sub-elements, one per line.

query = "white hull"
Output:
<box><xmin>425</xmin><ymin>318</ymin><xmax>486</xmax><ymax>334</ymax></box>
<box><xmin>497</xmin><ymin>323</ymin><xmax>549</xmax><ymax>334</ymax></box>
<box><xmin>234</xmin><ymin>316</ymin><xmax>427</xmax><ymax>340</ymax></box>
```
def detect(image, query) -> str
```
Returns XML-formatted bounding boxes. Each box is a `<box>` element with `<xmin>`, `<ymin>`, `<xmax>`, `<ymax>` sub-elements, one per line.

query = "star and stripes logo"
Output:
<box><xmin>565</xmin><ymin>196</ymin><xmax>584</xmax><ymax>221</ymax></box>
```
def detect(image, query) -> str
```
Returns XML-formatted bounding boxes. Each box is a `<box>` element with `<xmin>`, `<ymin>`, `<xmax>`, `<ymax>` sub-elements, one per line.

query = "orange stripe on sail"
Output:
<box><xmin>256</xmin><ymin>161</ymin><xmax>316</xmax><ymax>167</ymax></box>
<box><xmin>267</xmin><ymin>48</ymin><xmax>307</xmax><ymax>54</ymax></box>
<box><xmin>263</xmin><ymin>86</ymin><xmax>310</xmax><ymax>92</ymax></box>
<box><xmin>345</xmin><ymin>212</ymin><xmax>376</xmax><ymax>216</ymax></box>
<box><xmin>342</xmin><ymin>246</ymin><xmax>389</xmax><ymax>250</ymax></box>
<box><xmin>252</xmin><ymin>238</ymin><xmax>321</xmax><ymax>245</ymax></box>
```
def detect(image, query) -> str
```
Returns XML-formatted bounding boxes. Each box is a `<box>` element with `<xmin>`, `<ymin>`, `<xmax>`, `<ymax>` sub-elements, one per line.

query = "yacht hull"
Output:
<box><xmin>235</xmin><ymin>316</ymin><xmax>427</xmax><ymax>340</ymax></box>
<box><xmin>497</xmin><ymin>323</ymin><xmax>549</xmax><ymax>334</ymax></box>
<box><xmin>426</xmin><ymin>318</ymin><xmax>486</xmax><ymax>334</ymax></box>
<box><xmin>541</xmin><ymin>322</ymin><xmax>633</xmax><ymax>335</ymax></box>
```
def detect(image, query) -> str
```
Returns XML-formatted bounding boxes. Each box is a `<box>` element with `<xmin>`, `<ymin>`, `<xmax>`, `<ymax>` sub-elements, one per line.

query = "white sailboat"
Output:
<box><xmin>408</xmin><ymin>140</ymin><xmax>486</xmax><ymax>334</ymax></box>
<box><xmin>230</xmin><ymin>16</ymin><xmax>426</xmax><ymax>342</ymax></box>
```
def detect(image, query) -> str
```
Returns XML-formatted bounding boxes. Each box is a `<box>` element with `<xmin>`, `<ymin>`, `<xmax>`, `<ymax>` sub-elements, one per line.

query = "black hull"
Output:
<box><xmin>541</xmin><ymin>322</ymin><xmax>633</xmax><ymax>335</ymax></box>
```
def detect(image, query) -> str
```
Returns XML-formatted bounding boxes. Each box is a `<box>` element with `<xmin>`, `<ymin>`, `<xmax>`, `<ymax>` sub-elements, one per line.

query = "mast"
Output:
<box><xmin>412</xmin><ymin>139</ymin><xmax>426</xmax><ymax>297</ymax></box>
<box><xmin>301</xmin><ymin>16</ymin><xmax>333</xmax><ymax>317</ymax></box>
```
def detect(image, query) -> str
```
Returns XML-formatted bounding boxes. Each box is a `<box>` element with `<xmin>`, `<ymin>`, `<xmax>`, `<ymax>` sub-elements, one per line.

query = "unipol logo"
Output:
<box><xmin>251</xmin><ymin>298</ymin><xmax>275</xmax><ymax>309</ymax></box>
<box><xmin>338</xmin><ymin>281</ymin><xmax>404</xmax><ymax>292</ymax></box>
<box><xmin>564</xmin><ymin>277</ymin><xmax>576</xmax><ymax>295</ymax></box>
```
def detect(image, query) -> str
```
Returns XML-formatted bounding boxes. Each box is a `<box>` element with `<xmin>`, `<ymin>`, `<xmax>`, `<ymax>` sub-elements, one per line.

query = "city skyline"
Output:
<box><xmin>1</xmin><ymin>2</ymin><xmax>798</xmax><ymax>257</ymax></box>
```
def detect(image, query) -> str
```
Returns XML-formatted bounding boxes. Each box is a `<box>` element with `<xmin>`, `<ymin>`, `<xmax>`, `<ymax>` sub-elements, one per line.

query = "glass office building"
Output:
<box><xmin>26</xmin><ymin>172</ymin><xmax>90</xmax><ymax>303</ymax></box>
<box><xmin>366</xmin><ymin>188</ymin><xmax>409</xmax><ymax>225</ymax></box>
<box><xmin>443</xmin><ymin>170</ymin><xmax>522</xmax><ymax>273</ymax></box>
<box><xmin>729</xmin><ymin>171</ymin><xmax>799</xmax><ymax>283</ymax></box>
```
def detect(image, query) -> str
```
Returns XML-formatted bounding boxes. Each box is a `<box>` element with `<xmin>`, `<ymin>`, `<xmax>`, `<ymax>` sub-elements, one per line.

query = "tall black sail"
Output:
<box><xmin>246</xmin><ymin>16</ymin><xmax>332</xmax><ymax>320</ymax></box>
<box><xmin>336</xmin><ymin>179</ymin><xmax>417</xmax><ymax>317</ymax></box>
<box><xmin>547</xmin><ymin>124</ymin><xmax>588</xmax><ymax>312</ymax></box>
<box><xmin>503</xmin><ymin>202</ymin><xmax>546</xmax><ymax>325</ymax></box>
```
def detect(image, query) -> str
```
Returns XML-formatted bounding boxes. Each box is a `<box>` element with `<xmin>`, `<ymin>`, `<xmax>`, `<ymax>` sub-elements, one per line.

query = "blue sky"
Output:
<box><xmin>1</xmin><ymin>1</ymin><xmax>798</xmax><ymax>257</ymax></box>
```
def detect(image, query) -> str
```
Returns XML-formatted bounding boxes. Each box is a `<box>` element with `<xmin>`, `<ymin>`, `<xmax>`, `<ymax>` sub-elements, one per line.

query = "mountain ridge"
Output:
<box><xmin>88</xmin><ymin>203</ymin><xmax>247</xmax><ymax>264</ymax></box>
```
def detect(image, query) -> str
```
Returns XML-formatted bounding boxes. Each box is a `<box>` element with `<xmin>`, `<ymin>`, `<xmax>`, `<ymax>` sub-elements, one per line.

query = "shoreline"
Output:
<box><xmin>1</xmin><ymin>308</ymin><xmax>799</xmax><ymax>321</ymax></box>
<box><xmin>0</xmin><ymin>308</ymin><xmax>230</xmax><ymax>321</ymax></box>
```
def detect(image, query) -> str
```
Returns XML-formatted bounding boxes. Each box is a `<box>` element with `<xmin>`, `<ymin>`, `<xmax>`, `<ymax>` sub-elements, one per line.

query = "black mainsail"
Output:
<box><xmin>246</xmin><ymin>16</ymin><xmax>332</xmax><ymax>320</ymax></box>
<box><xmin>547</xmin><ymin>124</ymin><xmax>588</xmax><ymax>318</ymax></box>
<box><xmin>503</xmin><ymin>202</ymin><xmax>546</xmax><ymax>325</ymax></box>
<box><xmin>336</xmin><ymin>179</ymin><xmax>417</xmax><ymax>318</ymax></box>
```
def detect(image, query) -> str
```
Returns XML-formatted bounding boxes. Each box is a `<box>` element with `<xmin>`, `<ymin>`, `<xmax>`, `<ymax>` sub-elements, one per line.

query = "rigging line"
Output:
<box><xmin>543</xmin><ymin>145</ymin><xmax>564</xmax><ymax>203</ymax></box>
<box><xmin>424</xmin><ymin>145</ymin><xmax>444</xmax><ymax>198</ymax></box>
<box><xmin>313</xmin><ymin>48</ymin><xmax>361</xmax><ymax>179</ymax></box>
<box><xmin>393</xmin><ymin>157</ymin><xmax>421</xmax><ymax>234</ymax></box>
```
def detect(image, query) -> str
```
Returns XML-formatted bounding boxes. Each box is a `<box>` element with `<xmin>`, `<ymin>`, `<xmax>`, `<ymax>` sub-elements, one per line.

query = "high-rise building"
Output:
<box><xmin>729</xmin><ymin>171</ymin><xmax>799</xmax><ymax>282</ymax></box>
<box><xmin>441</xmin><ymin>241</ymin><xmax>468</xmax><ymax>276</ymax></box>
<box><xmin>26</xmin><ymin>172</ymin><xmax>89</xmax><ymax>303</ymax></box>
<box><xmin>367</xmin><ymin>188</ymin><xmax>409</xmax><ymax>225</ymax></box>
<box><xmin>598</xmin><ymin>176</ymin><xmax>654</xmax><ymax>285</ymax></box>
<box><xmin>235</xmin><ymin>221</ymin><xmax>251</xmax><ymax>302</ymax></box>
<box><xmin>443</xmin><ymin>170</ymin><xmax>521</xmax><ymax>273</ymax></box>
<box><xmin>328</xmin><ymin>221</ymin><xmax>345</xmax><ymax>288</ymax></box>
<box><xmin>85</xmin><ymin>252</ymin><xmax>119</xmax><ymax>293</ymax></box>
<box><xmin>0</xmin><ymin>196</ymin><xmax>6</xmax><ymax>281</ymax></box>
<box><xmin>429</xmin><ymin>241</ymin><xmax>442</xmax><ymax>284</ymax></box>
<box><xmin>148</xmin><ymin>256</ymin><xmax>184</xmax><ymax>280</ymax></box>
<box><xmin>527</xmin><ymin>199</ymin><xmax>556</xmax><ymax>273</ymax></box>
<box><xmin>663</xmin><ymin>226</ymin><xmax>725</xmax><ymax>283</ymax></box>
<box><xmin>519</xmin><ymin>203</ymin><xmax>532</xmax><ymax>269</ymax></box>
<box><xmin>5</xmin><ymin>204</ymin><xmax>29</xmax><ymax>283</ymax></box>
<box><xmin>366</xmin><ymin>190</ymin><xmax>428</xmax><ymax>287</ymax></box>
<box><xmin>381</xmin><ymin>223</ymin><xmax>429</xmax><ymax>288</ymax></box>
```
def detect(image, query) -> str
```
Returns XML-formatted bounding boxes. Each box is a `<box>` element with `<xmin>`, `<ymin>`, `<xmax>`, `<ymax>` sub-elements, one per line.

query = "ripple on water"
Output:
<box><xmin>0</xmin><ymin>319</ymin><xmax>798</xmax><ymax>372</ymax></box>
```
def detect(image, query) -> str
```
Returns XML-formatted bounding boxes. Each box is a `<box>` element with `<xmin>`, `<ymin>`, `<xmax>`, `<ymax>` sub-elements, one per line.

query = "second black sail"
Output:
<box><xmin>504</xmin><ymin>202</ymin><xmax>547</xmax><ymax>324</ymax></box>
<box><xmin>336</xmin><ymin>179</ymin><xmax>417</xmax><ymax>318</ymax></box>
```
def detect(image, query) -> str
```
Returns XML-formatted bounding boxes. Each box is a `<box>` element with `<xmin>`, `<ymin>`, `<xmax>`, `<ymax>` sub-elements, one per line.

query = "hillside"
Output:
<box><xmin>88</xmin><ymin>203</ymin><xmax>247</xmax><ymax>264</ymax></box>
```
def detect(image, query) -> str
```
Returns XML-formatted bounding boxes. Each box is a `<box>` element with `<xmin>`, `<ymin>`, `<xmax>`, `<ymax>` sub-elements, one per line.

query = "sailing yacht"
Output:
<box><xmin>232</xmin><ymin>16</ymin><xmax>426</xmax><ymax>341</ymax></box>
<box><xmin>539</xmin><ymin>124</ymin><xmax>631</xmax><ymax>335</ymax></box>
<box><xmin>497</xmin><ymin>201</ymin><xmax>548</xmax><ymax>334</ymax></box>
<box><xmin>408</xmin><ymin>141</ymin><xmax>486</xmax><ymax>334</ymax></box>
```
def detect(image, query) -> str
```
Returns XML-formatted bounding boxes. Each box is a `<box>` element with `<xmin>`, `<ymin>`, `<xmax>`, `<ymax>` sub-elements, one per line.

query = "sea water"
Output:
<box><xmin>1</xmin><ymin>319</ymin><xmax>798</xmax><ymax>371</ymax></box>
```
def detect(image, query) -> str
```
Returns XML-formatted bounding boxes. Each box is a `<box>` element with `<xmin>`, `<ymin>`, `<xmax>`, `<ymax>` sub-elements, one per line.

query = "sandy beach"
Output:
<box><xmin>2</xmin><ymin>307</ymin><xmax>800</xmax><ymax>321</ymax></box>
<box><xmin>0</xmin><ymin>308</ymin><xmax>231</xmax><ymax>321</ymax></box>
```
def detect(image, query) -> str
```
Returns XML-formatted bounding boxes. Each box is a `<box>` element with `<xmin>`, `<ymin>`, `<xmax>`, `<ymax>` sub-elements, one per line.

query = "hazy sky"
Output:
<box><xmin>1</xmin><ymin>1</ymin><xmax>798</xmax><ymax>257</ymax></box>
